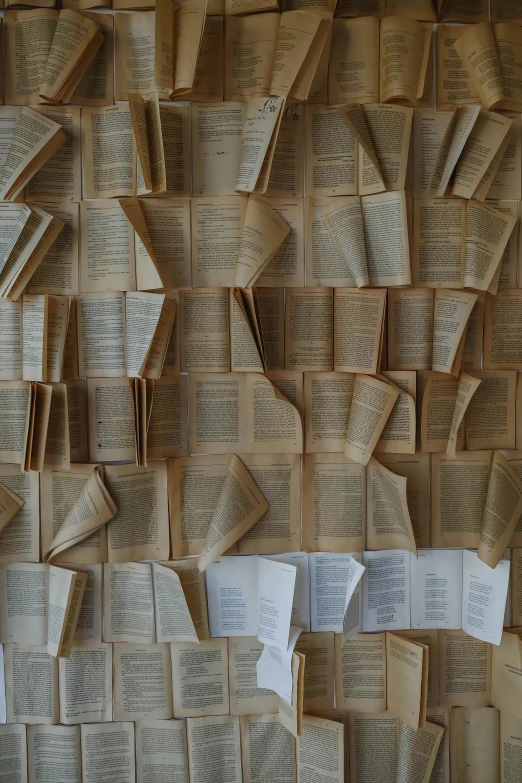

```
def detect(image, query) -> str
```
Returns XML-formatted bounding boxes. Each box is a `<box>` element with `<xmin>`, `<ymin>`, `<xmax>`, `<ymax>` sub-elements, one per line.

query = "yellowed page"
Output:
<box><xmin>305</xmin><ymin>105</ymin><xmax>357</xmax><ymax>196</ymax></box>
<box><xmin>285</xmin><ymin>287</ymin><xmax>333</xmax><ymax>372</ymax></box>
<box><xmin>485</xmin><ymin>289</ymin><xmax>522</xmax><ymax>370</ymax></box>
<box><xmin>245</xmin><ymin>373</ymin><xmax>303</xmax><ymax>454</ymax></box>
<box><xmin>269</xmin><ymin>10</ymin><xmax>321</xmax><ymax>97</ymax></box>
<box><xmin>191</xmin><ymin>103</ymin><xmax>245</xmax><ymax>197</ymax></box>
<box><xmin>294</xmin><ymin>631</ymin><xmax>334</xmax><ymax>713</ymax></box>
<box><xmin>329</xmin><ymin>17</ymin><xmax>379</xmax><ymax>105</ymax></box>
<box><xmin>377</xmin><ymin>454</ymin><xmax>430</xmax><ymax>547</ymax></box>
<box><xmin>266</xmin><ymin>103</ymin><xmax>304</xmax><ymax>198</ymax></box>
<box><xmin>421</xmin><ymin>372</ymin><xmax>461</xmax><ymax>451</ymax></box>
<box><xmin>172</xmin><ymin>638</ymin><xmax>229</xmax><ymax>718</ymax></box>
<box><xmin>367</xmin><ymin>457</ymin><xmax>416</xmax><ymax>554</ymax></box>
<box><xmin>114</xmin><ymin>12</ymin><xmax>155</xmax><ymax>100</ymax></box>
<box><xmin>478</xmin><ymin>451</ymin><xmax>522</xmax><ymax>568</ymax></box>
<box><xmin>440</xmin><ymin>629</ymin><xmax>492</xmax><ymax>707</ymax></box>
<box><xmin>235</xmin><ymin>98</ymin><xmax>285</xmax><ymax>194</ymax></box>
<box><xmin>321</xmin><ymin>197</ymin><xmax>368</xmax><ymax>287</ymax></box>
<box><xmin>446</xmin><ymin>371</ymin><xmax>481</xmax><ymax>458</ymax></box>
<box><xmin>412</xmin><ymin>199</ymin><xmax>465</xmax><ymax>288</ymax></box>
<box><xmin>188</xmin><ymin>373</ymin><xmax>246</xmax><ymax>455</ymax></box>
<box><xmin>379</xmin><ymin>15</ymin><xmax>430</xmax><ymax>105</ymax></box>
<box><xmin>229</xmin><ymin>637</ymin><xmax>279</xmax><ymax>715</ymax></box>
<box><xmin>26</xmin><ymin>106</ymin><xmax>81</xmax><ymax>203</ymax></box>
<box><xmin>184</xmin><ymin>15</ymin><xmax>224</xmax><ymax>103</ymax></box>
<box><xmin>297</xmin><ymin>714</ymin><xmax>343</xmax><ymax>783</ymax></box>
<box><xmin>241</xmin><ymin>713</ymin><xmax>295</xmax><ymax>783</ymax></box>
<box><xmin>454</xmin><ymin>22</ymin><xmax>504</xmax><ymax>109</ymax></box>
<box><xmin>436</xmin><ymin>25</ymin><xmax>480</xmax><ymax>110</ymax></box>
<box><xmin>431</xmin><ymin>451</ymin><xmax>492</xmax><ymax>548</ymax></box>
<box><xmin>500</xmin><ymin>711</ymin><xmax>522</xmax><ymax>783</ymax></box>
<box><xmin>375</xmin><ymin>370</ymin><xmax>416</xmax><ymax>455</ymax></box>
<box><xmin>179</xmin><ymin>288</ymin><xmax>230</xmax><ymax>373</ymax></box>
<box><xmin>335</xmin><ymin>632</ymin><xmax>386</xmax><ymax>712</ymax></box>
<box><xmin>359</xmin><ymin>103</ymin><xmax>412</xmax><ymax>194</ymax></box>
<box><xmin>433</xmin><ymin>289</ymin><xmax>478</xmax><ymax>375</ymax></box>
<box><xmin>303</xmin><ymin>371</ymin><xmax>354</xmax><ymax>453</ymax></box>
<box><xmin>4</xmin><ymin>9</ymin><xmax>57</xmax><ymax>105</ymax></box>
<box><xmin>86</xmin><ymin>377</ymin><xmax>136</xmax><ymax>462</ymax></box>
<box><xmin>224</xmin><ymin>11</ymin><xmax>275</xmax><ymax>101</ymax></box>
<box><xmin>397</xmin><ymin>719</ymin><xmax>443</xmax><ymax>783</ymax></box>
<box><xmin>450</xmin><ymin>706</ymin><xmax>500</xmax><ymax>783</ymax></box>
<box><xmin>334</xmin><ymin>288</ymin><xmax>386</xmax><ymax>374</ymax></box>
<box><xmin>465</xmin><ymin>369</ymin><xmax>517</xmax><ymax>450</ymax></box>
<box><xmin>387</xmin><ymin>288</ymin><xmax>434</xmax><ymax>370</ymax></box>
<box><xmin>453</xmin><ymin>111</ymin><xmax>513</xmax><ymax>200</ymax></box>
<box><xmin>430</xmin><ymin>105</ymin><xmax>481</xmax><ymax>197</ymax></box>
<box><xmin>113</xmin><ymin>642</ymin><xmax>173</xmax><ymax>720</ymax></box>
<box><xmin>82</xmin><ymin>105</ymin><xmax>136</xmax><ymax>200</ymax></box>
<box><xmin>345</xmin><ymin>375</ymin><xmax>399</xmax><ymax>466</ymax></box>
<box><xmin>71</xmin><ymin>12</ymin><xmax>113</xmax><ymax>107</ymax></box>
<box><xmin>386</xmin><ymin>632</ymin><xmax>426</xmax><ymax>729</ymax></box>
<box><xmin>492</xmin><ymin>631</ymin><xmax>522</xmax><ymax>718</ymax></box>
<box><xmin>255</xmin><ymin>288</ymin><xmax>284</xmax><ymax>371</ymax></box>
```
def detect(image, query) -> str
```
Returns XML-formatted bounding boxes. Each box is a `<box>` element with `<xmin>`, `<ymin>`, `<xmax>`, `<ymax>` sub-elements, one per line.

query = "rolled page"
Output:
<box><xmin>454</xmin><ymin>22</ymin><xmax>505</xmax><ymax>109</ymax></box>
<box><xmin>345</xmin><ymin>375</ymin><xmax>400</xmax><ymax>466</ymax></box>
<box><xmin>234</xmin><ymin>196</ymin><xmax>291</xmax><ymax>288</ymax></box>
<box><xmin>367</xmin><ymin>457</ymin><xmax>417</xmax><ymax>554</ymax></box>
<box><xmin>478</xmin><ymin>451</ymin><xmax>522</xmax><ymax>568</ymax></box>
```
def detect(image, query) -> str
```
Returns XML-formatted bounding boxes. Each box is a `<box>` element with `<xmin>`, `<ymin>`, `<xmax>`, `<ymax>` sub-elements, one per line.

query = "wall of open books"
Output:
<box><xmin>2</xmin><ymin>0</ymin><xmax>522</xmax><ymax>781</ymax></box>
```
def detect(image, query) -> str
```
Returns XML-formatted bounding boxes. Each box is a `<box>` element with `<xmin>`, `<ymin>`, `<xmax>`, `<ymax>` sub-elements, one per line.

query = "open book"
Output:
<box><xmin>0</xmin><ymin>562</ymin><xmax>87</xmax><ymax>657</ymax></box>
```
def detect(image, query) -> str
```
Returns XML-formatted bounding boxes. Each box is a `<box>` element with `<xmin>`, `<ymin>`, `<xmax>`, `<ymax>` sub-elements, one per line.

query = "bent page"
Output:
<box><xmin>47</xmin><ymin>565</ymin><xmax>88</xmax><ymax>658</ymax></box>
<box><xmin>366</xmin><ymin>457</ymin><xmax>416</xmax><ymax>554</ymax></box>
<box><xmin>432</xmin><ymin>289</ymin><xmax>478</xmax><ymax>375</ymax></box>
<box><xmin>235</xmin><ymin>197</ymin><xmax>291</xmax><ymax>288</ymax></box>
<box><xmin>44</xmin><ymin>467</ymin><xmax>116</xmax><ymax>562</ymax></box>
<box><xmin>478</xmin><ymin>451</ymin><xmax>522</xmax><ymax>568</ymax></box>
<box><xmin>446</xmin><ymin>371</ymin><xmax>481</xmax><ymax>458</ymax></box>
<box><xmin>386</xmin><ymin>632</ymin><xmax>427</xmax><ymax>730</ymax></box>
<box><xmin>453</xmin><ymin>111</ymin><xmax>513</xmax><ymax>200</ymax></box>
<box><xmin>397</xmin><ymin>719</ymin><xmax>443</xmax><ymax>783</ymax></box>
<box><xmin>462</xmin><ymin>550</ymin><xmax>510</xmax><ymax>646</ymax></box>
<box><xmin>152</xmin><ymin>563</ymin><xmax>199</xmax><ymax>644</ymax></box>
<box><xmin>0</xmin><ymin>481</ymin><xmax>24</xmax><ymax>534</ymax></box>
<box><xmin>454</xmin><ymin>23</ymin><xmax>504</xmax><ymax>109</ymax></box>
<box><xmin>345</xmin><ymin>375</ymin><xmax>399</xmax><ymax>466</ymax></box>
<box><xmin>235</xmin><ymin>97</ymin><xmax>285</xmax><ymax>194</ymax></box>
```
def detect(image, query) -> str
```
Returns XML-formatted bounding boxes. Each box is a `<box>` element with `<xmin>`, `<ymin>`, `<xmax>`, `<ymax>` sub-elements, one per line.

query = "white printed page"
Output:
<box><xmin>462</xmin><ymin>549</ymin><xmax>510</xmax><ymax>645</ymax></box>
<box><xmin>410</xmin><ymin>549</ymin><xmax>463</xmax><ymax>630</ymax></box>
<box><xmin>206</xmin><ymin>557</ymin><xmax>258</xmax><ymax>637</ymax></box>
<box><xmin>257</xmin><ymin>556</ymin><xmax>296</xmax><ymax>649</ymax></box>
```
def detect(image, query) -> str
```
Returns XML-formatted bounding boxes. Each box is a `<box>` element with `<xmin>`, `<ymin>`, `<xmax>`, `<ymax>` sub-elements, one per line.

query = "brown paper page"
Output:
<box><xmin>344</xmin><ymin>374</ymin><xmax>400</xmax><ymax>466</ymax></box>
<box><xmin>378</xmin><ymin>454</ymin><xmax>430</xmax><ymax>547</ymax></box>
<box><xmin>454</xmin><ymin>23</ymin><xmax>504</xmax><ymax>110</ymax></box>
<box><xmin>432</xmin><ymin>289</ymin><xmax>478</xmax><ymax>375</ymax></box>
<box><xmin>397</xmin><ymin>719</ymin><xmax>443</xmax><ymax>783</ymax></box>
<box><xmin>478</xmin><ymin>451</ymin><xmax>522</xmax><ymax>568</ymax></box>
<box><xmin>367</xmin><ymin>457</ymin><xmax>416</xmax><ymax>553</ymax></box>
<box><xmin>4</xmin><ymin>9</ymin><xmax>57</xmax><ymax>105</ymax></box>
<box><xmin>412</xmin><ymin>109</ymin><xmax>453</xmax><ymax>198</ymax></box>
<box><xmin>464</xmin><ymin>200</ymin><xmax>517</xmax><ymax>291</ymax></box>
<box><xmin>192</xmin><ymin>103</ymin><xmax>245</xmax><ymax>197</ymax></box>
<box><xmin>349</xmin><ymin>711</ymin><xmax>397</xmax><ymax>783</ymax></box>
<box><xmin>430</xmin><ymin>105</ymin><xmax>481</xmax><ymax>197</ymax></box>
<box><xmin>329</xmin><ymin>17</ymin><xmax>379</xmax><ymax>105</ymax></box>
<box><xmin>269</xmin><ymin>10</ymin><xmax>322</xmax><ymax>97</ymax></box>
<box><xmin>80</xmin><ymin>201</ymin><xmax>135</xmax><ymax>293</ymax></box>
<box><xmin>303</xmin><ymin>453</ymin><xmax>365</xmax><ymax>552</ymax></box>
<box><xmin>446</xmin><ymin>371</ymin><xmax>481</xmax><ymax>458</ymax></box>
<box><xmin>43</xmin><ymin>382</ymin><xmax>70</xmax><ymax>470</ymax></box>
<box><xmin>412</xmin><ymin>199</ymin><xmax>465</xmax><ymax>288</ymax></box>
<box><xmin>114</xmin><ymin>12</ymin><xmax>155</xmax><ymax>100</ymax></box>
<box><xmin>485</xmin><ymin>290</ymin><xmax>522</xmax><ymax>370</ymax></box>
<box><xmin>235</xmin><ymin>196</ymin><xmax>291</xmax><ymax>287</ymax></box>
<box><xmin>236</xmin><ymin>453</ymin><xmax>300</xmax><ymax>555</ymax></box>
<box><xmin>235</xmin><ymin>98</ymin><xmax>285</xmax><ymax>195</ymax></box>
<box><xmin>359</xmin><ymin>104</ymin><xmax>412</xmax><ymax>194</ymax></box>
<box><xmin>0</xmin><ymin>481</ymin><xmax>24</xmax><ymax>535</ymax></box>
<box><xmin>184</xmin><ymin>15</ymin><xmax>223</xmax><ymax>103</ymax></box>
<box><xmin>335</xmin><ymin>632</ymin><xmax>386</xmax><ymax>712</ymax></box>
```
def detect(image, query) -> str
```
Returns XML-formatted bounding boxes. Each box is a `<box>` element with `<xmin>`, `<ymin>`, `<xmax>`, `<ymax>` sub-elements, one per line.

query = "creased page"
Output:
<box><xmin>47</xmin><ymin>565</ymin><xmax>87</xmax><ymax>658</ymax></box>
<box><xmin>245</xmin><ymin>373</ymin><xmax>303</xmax><ymax>454</ymax></box>
<box><xmin>375</xmin><ymin>370</ymin><xmax>416</xmax><ymax>455</ymax></box>
<box><xmin>447</xmin><ymin>371</ymin><xmax>481</xmax><ymax>458</ymax></box>
<box><xmin>235</xmin><ymin>197</ymin><xmax>291</xmax><ymax>288</ymax></box>
<box><xmin>152</xmin><ymin>563</ymin><xmax>198</xmax><ymax>644</ymax></box>
<box><xmin>430</xmin><ymin>105</ymin><xmax>481</xmax><ymax>197</ymax></box>
<box><xmin>453</xmin><ymin>111</ymin><xmax>513</xmax><ymax>200</ymax></box>
<box><xmin>454</xmin><ymin>23</ymin><xmax>504</xmax><ymax>109</ymax></box>
<box><xmin>235</xmin><ymin>97</ymin><xmax>285</xmax><ymax>194</ymax></box>
<box><xmin>432</xmin><ymin>289</ymin><xmax>478</xmax><ymax>375</ymax></box>
<box><xmin>241</xmin><ymin>713</ymin><xmax>295</xmax><ymax>783</ymax></box>
<box><xmin>345</xmin><ymin>375</ymin><xmax>399</xmax><ymax>466</ymax></box>
<box><xmin>336</xmin><ymin>103</ymin><xmax>385</xmax><ymax>192</ymax></box>
<box><xmin>478</xmin><ymin>451</ymin><xmax>522</xmax><ymax>568</ymax></box>
<box><xmin>304</xmin><ymin>105</ymin><xmax>357</xmax><ymax>197</ymax></box>
<box><xmin>0</xmin><ymin>107</ymin><xmax>66</xmax><ymax>202</ymax></box>
<box><xmin>359</xmin><ymin>103</ymin><xmax>412</xmax><ymax>194</ymax></box>
<box><xmin>197</xmin><ymin>455</ymin><xmax>269</xmax><ymax>571</ymax></box>
<box><xmin>397</xmin><ymin>719</ymin><xmax>443</xmax><ymax>783</ymax></box>
<box><xmin>125</xmin><ymin>291</ymin><xmax>165</xmax><ymax>378</ymax></box>
<box><xmin>0</xmin><ymin>481</ymin><xmax>24</xmax><ymax>534</ymax></box>
<box><xmin>172</xmin><ymin>0</ymin><xmax>208</xmax><ymax>97</ymax></box>
<box><xmin>334</xmin><ymin>288</ymin><xmax>386</xmax><ymax>374</ymax></box>
<box><xmin>269</xmin><ymin>11</ymin><xmax>321</xmax><ymax>97</ymax></box>
<box><xmin>321</xmin><ymin>197</ymin><xmax>368</xmax><ymax>287</ymax></box>
<box><xmin>44</xmin><ymin>466</ymin><xmax>116</xmax><ymax>562</ymax></box>
<box><xmin>464</xmin><ymin>200</ymin><xmax>516</xmax><ymax>291</ymax></box>
<box><xmin>367</xmin><ymin>457</ymin><xmax>416</xmax><ymax>554</ymax></box>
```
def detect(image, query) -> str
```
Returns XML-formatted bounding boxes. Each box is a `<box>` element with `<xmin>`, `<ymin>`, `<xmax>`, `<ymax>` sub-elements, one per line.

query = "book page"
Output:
<box><xmin>349</xmin><ymin>711</ymin><xmax>397</xmax><ymax>783</ymax></box>
<box><xmin>82</xmin><ymin>105</ymin><xmax>136</xmax><ymax>199</ymax></box>
<box><xmin>310</xmin><ymin>552</ymin><xmax>363</xmax><ymax>634</ymax></box>
<box><xmin>335</xmin><ymin>631</ymin><xmax>386</xmax><ymax>712</ymax></box>
<box><xmin>228</xmin><ymin>637</ymin><xmax>279</xmax><ymax>715</ymax></box>
<box><xmin>345</xmin><ymin>375</ymin><xmax>400</xmax><ymax>466</ymax></box>
<box><xmin>379</xmin><ymin>15</ymin><xmax>430</xmax><ymax>105</ymax></box>
<box><xmin>152</xmin><ymin>562</ymin><xmax>199</xmax><ymax>644</ymax></box>
<box><xmin>294</xmin><ymin>631</ymin><xmax>334</xmax><ymax>712</ymax></box>
<box><xmin>191</xmin><ymin>103</ymin><xmax>245</xmax><ymax>197</ymax></box>
<box><xmin>0</xmin><ymin>563</ymin><xmax>47</xmax><ymax>645</ymax></box>
<box><xmin>4</xmin><ymin>10</ymin><xmax>57</xmax><ymax>105</ymax></box>
<box><xmin>179</xmin><ymin>289</ymin><xmax>230</xmax><ymax>373</ymax></box>
<box><xmin>453</xmin><ymin>111</ymin><xmax>513</xmax><ymax>199</ymax></box>
<box><xmin>114</xmin><ymin>12</ymin><xmax>155</xmax><ymax>99</ymax></box>
<box><xmin>103</xmin><ymin>562</ymin><xmax>154</xmax><ymax>644</ymax></box>
<box><xmin>80</xmin><ymin>201</ymin><xmax>135</xmax><ymax>293</ymax></box>
<box><xmin>47</xmin><ymin>565</ymin><xmax>87</xmax><ymax>658</ymax></box>
<box><xmin>81</xmin><ymin>722</ymin><xmax>135</xmax><ymax>783</ymax></box>
<box><xmin>186</xmin><ymin>716</ymin><xmax>242</xmax><ymax>783</ymax></box>
<box><xmin>285</xmin><ymin>288</ymin><xmax>333</xmax><ymax>372</ymax></box>
<box><xmin>304</xmin><ymin>105</ymin><xmax>357</xmax><ymax>197</ymax></box>
<box><xmin>0</xmin><ymin>468</ymin><xmax>39</xmax><ymax>565</ymax></box>
<box><xmin>4</xmin><ymin>644</ymin><xmax>59</xmax><ymax>724</ymax></box>
<box><xmin>58</xmin><ymin>642</ymin><xmax>111</xmax><ymax>723</ymax></box>
<box><xmin>329</xmin><ymin>17</ymin><xmax>379</xmax><ymax>105</ymax></box>
<box><xmin>411</xmin><ymin>548</ymin><xmax>463</xmax><ymax>630</ymax></box>
<box><xmin>241</xmin><ymin>713</ymin><xmax>295</xmax><ymax>783</ymax></box>
<box><xmin>26</xmin><ymin>106</ymin><xmax>81</xmax><ymax>203</ymax></box>
<box><xmin>436</xmin><ymin>25</ymin><xmax>479</xmax><ymax>110</ymax></box>
<box><xmin>412</xmin><ymin>199</ymin><xmax>465</xmax><ymax>288</ymax></box>
<box><xmin>136</xmin><ymin>718</ymin><xmax>189</xmax><ymax>783</ymax></box>
<box><xmin>366</xmin><ymin>457</ymin><xmax>416</xmax><ymax>553</ymax></box>
<box><xmin>113</xmin><ymin>642</ymin><xmax>172</xmax><ymax>720</ymax></box>
<box><xmin>334</xmin><ymin>288</ymin><xmax>386</xmax><ymax>373</ymax></box>
<box><xmin>303</xmin><ymin>372</ymin><xmax>354</xmax><ymax>452</ymax></box>
<box><xmin>432</xmin><ymin>289</ymin><xmax>478</xmax><ymax>375</ymax></box>
<box><xmin>454</xmin><ymin>22</ymin><xmax>504</xmax><ymax>110</ymax></box>
<box><xmin>462</xmin><ymin>549</ymin><xmax>510</xmax><ymax>645</ymax></box>
<box><xmin>386</xmin><ymin>632</ymin><xmax>427</xmax><ymax>730</ymax></box>
<box><xmin>478</xmin><ymin>451</ymin><xmax>522</xmax><ymax>568</ymax></box>
<box><xmin>297</xmin><ymin>714</ymin><xmax>343</xmax><ymax>783</ymax></box>
<box><xmin>171</xmin><ymin>637</ymin><xmax>229</xmax><ymax>718</ymax></box>
<box><xmin>439</xmin><ymin>629</ymin><xmax>492</xmax><ymax>707</ymax></box>
<box><xmin>105</xmin><ymin>461</ymin><xmax>169</xmax><ymax>563</ymax></box>
<box><xmin>235</xmin><ymin>196</ymin><xmax>291</xmax><ymax>287</ymax></box>
<box><xmin>500</xmin><ymin>711</ymin><xmax>522</xmax><ymax>783</ymax></box>
<box><xmin>27</xmin><ymin>725</ymin><xmax>80</xmax><ymax>783</ymax></box>
<box><xmin>302</xmin><ymin>454</ymin><xmax>365</xmax><ymax>552</ymax></box>
<box><xmin>77</xmin><ymin>292</ymin><xmax>126</xmax><ymax>378</ymax></box>
<box><xmin>86</xmin><ymin>377</ymin><xmax>135</xmax><ymax>462</ymax></box>
<box><xmin>450</xmin><ymin>706</ymin><xmax>500</xmax><ymax>783</ymax></box>
<box><xmin>0</xmin><ymin>724</ymin><xmax>26</xmax><ymax>783</ymax></box>
<box><xmin>397</xmin><ymin>719</ymin><xmax>443</xmax><ymax>783</ymax></box>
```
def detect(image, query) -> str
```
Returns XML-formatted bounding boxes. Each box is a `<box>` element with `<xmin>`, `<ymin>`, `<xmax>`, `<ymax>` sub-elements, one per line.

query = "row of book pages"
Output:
<box><xmin>1</xmin><ymin>1</ymin><xmax>522</xmax><ymax>783</ymax></box>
